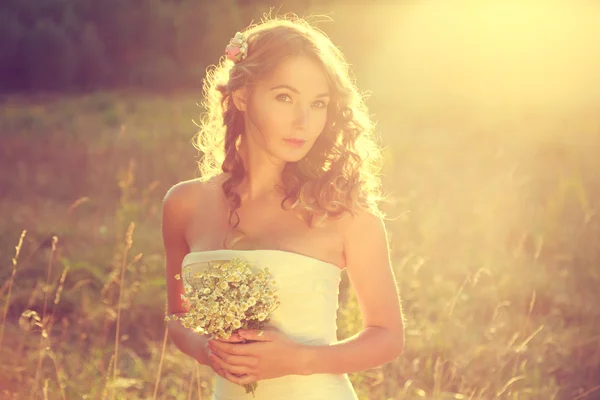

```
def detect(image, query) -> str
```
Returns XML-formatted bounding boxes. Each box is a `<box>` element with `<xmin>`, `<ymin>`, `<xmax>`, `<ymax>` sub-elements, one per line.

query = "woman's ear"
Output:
<box><xmin>232</xmin><ymin>88</ymin><xmax>247</xmax><ymax>112</ymax></box>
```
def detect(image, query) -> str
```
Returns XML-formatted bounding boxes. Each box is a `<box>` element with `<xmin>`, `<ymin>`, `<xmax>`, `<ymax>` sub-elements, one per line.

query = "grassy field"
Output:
<box><xmin>0</xmin><ymin>91</ymin><xmax>598</xmax><ymax>400</ymax></box>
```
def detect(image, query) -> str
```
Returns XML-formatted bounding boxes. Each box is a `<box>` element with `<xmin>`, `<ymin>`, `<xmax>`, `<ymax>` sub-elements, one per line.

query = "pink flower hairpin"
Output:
<box><xmin>225</xmin><ymin>32</ymin><xmax>248</xmax><ymax>63</ymax></box>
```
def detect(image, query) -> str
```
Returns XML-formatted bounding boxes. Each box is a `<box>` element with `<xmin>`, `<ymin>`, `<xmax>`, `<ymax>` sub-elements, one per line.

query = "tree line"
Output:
<box><xmin>0</xmin><ymin>0</ymin><xmax>319</xmax><ymax>93</ymax></box>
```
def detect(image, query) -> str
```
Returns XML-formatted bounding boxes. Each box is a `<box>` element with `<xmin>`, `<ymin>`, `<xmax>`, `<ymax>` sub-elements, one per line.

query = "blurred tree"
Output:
<box><xmin>20</xmin><ymin>19</ymin><xmax>78</xmax><ymax>91</ymax></box>
<box><xmin>129</xmin><ymin>55</ymin><xmax>180</xmax><ymax>90</ymax></box>
<box><xmin>77</xmin><ymin>23</ymin><xmax>110</xmax><ymax>89</ymax></box>
<box><xmin>0</xmin><ymin>0</ymin><xmax>340</xmax><ymax>92</ymax></box>
<box><xmin>0</xmin><ymin>13</ymin><xmax>23</xmax><ymax>91</ymax></box>
<box><xmin>60</xmin><ymin>2</ymin><xmax>83</xmax><ymax>38</ymax></box>
<box><xmin>8</xmin><ymin>0</ymin><xmax>38</xmax><ymax>29</ymax></box>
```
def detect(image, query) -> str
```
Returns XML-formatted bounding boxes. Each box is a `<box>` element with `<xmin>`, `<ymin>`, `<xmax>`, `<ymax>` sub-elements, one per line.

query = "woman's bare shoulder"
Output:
<box><xmin>162</xmin><ymin>176</ymin><xmax>223</xmax><ymax>217</ymax></box>
<box><xmin>337</xmin><ymin>206</ymin><xmax>386</xmax><ymax>238</ymax></box>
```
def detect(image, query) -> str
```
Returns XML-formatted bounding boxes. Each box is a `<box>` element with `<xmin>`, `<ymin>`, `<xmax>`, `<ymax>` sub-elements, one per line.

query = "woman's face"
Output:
<box><xmin>241</xmin><ymin>55</ymin><xmax>330</xmax><ymax>163</ymax></box>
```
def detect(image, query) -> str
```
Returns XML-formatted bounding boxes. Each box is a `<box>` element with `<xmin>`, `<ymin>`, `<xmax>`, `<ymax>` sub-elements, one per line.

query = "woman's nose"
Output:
<box><xmin>294</xmin><ymin>105</ymin><xmax>310</xmax><ymax>128</ymax></box>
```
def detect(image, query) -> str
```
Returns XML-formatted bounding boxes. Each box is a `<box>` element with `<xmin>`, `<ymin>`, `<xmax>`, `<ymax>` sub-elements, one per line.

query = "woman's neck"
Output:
<box><xmin>237</xmin><ymin>140</ymin><xmax>286</xmax><ymax>202</ymax></box>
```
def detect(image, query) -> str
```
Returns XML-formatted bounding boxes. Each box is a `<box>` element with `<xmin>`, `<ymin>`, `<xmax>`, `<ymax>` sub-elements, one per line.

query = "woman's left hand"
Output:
<box><xmin>207</xmin><ymin>327</ymin><xmax>308</xmax><ymax>386</ymax></box>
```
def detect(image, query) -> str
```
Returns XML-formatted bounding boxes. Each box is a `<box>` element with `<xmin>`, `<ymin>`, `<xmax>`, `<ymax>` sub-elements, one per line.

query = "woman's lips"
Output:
<box><xmin>283</xmin><ymin>138</ymin><xmax>306</xmax><ymax>148</ymax></box>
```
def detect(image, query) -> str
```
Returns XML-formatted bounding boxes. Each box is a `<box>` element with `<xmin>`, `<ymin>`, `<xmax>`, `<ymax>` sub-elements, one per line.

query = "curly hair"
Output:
<box><xmin>194</xmin><ymin>15</ymin><xmax>384</xmax><ymax>238</ymax></box>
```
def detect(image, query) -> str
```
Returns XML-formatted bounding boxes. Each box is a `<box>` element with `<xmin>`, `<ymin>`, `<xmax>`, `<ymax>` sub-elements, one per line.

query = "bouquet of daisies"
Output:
<box><xmin>165</xmin><ymin>257</ymin><xmax>279</xmax><ymax>395</ymax></box>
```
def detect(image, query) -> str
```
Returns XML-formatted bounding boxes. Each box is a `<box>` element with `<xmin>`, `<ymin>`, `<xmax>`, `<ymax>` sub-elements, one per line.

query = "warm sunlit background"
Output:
<box><xmin>1</xmin><ymin>0</ymin><xmax>599</xmax><ymax>399</ymax></box>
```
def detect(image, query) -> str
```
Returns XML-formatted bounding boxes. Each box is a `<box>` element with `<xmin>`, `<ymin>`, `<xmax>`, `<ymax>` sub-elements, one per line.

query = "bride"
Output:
<box><xmin>162</xmin><ymin>15</ymin><xmax>405</xmax><ymax>399</ymax></box>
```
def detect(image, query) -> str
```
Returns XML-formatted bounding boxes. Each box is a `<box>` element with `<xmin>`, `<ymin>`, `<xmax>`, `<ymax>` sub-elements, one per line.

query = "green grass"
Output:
<box><xmin>0</xmin><ymin>91</ymin><xmax>598</xmax><ymax>399</ymax></box>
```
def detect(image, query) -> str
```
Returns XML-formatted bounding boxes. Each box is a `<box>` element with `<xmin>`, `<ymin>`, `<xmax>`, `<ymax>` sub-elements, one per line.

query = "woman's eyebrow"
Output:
<box><xmin>269</xmin><ymin>84</ymin><xmax>329</xmax><ymax>98</ymax></box>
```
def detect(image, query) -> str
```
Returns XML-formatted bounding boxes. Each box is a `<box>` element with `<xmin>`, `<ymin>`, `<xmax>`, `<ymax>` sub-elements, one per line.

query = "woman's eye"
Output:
<box><xmin>312</xmin><ymin>100</ymin><xmax>327</xmax><ymax>109</ymax></box>
<box><xmin>276</xmin><ymin>94</ymin><xmax>292</xmax><ymax>103</ymax></box>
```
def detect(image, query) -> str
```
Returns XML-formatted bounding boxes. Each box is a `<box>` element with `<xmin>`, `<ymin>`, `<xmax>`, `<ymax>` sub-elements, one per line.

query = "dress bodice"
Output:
<box><xmin>181</xmin><ymin>249</ymin><xmax>358</xmax><ymax>400</ymax></box>
<box><xmin>182</xmin><ymin>249</ymin><xmax>342</xmax><ymax>346</ymax></box>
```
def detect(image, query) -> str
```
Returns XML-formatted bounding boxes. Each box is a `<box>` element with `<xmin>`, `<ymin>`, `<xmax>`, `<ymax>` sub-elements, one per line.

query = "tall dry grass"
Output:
<box><xmin>0</xmin><ymin>88</ymin><xmax>598</xmax><ymax>399</ymax></box>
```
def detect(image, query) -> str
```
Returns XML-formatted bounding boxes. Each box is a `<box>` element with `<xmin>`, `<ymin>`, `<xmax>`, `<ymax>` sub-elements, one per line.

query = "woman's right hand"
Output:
<box><xmin>200</xmin><ymin>332</ymin><xmax>246</xmax><ymax>377</ymax></box>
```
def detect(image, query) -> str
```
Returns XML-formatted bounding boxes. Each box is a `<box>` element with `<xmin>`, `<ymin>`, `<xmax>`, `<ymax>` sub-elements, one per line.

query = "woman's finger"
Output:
<box><xmin>209</xmin><ymin>352</ymin><xmax>253</xmax><ymax>375</ymax></box>
<box><xmin>238</xmin><ymin>329</ymin><xmax>273</xmax><ymax>342</ymax></box>
<box><xmin>206</xmin><ymin>350</ymin><xmax>225</xmax><ymax>376</ymax></box>
<box><xmin>210</xmin><ymin>346</ymin><xmax>257</xmax><ymax>368</ymax></box>
<box><xmin>223</xmin><ymin>370</ymin><xmax>258</xmax><ymax>386</ymax></box>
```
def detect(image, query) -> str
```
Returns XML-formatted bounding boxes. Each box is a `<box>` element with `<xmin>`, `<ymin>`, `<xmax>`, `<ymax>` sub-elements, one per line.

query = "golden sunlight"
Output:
<box><xmin>362</xmin><ymin>1</ymin><xmax>600</xmax><ymax>120</ymax></box>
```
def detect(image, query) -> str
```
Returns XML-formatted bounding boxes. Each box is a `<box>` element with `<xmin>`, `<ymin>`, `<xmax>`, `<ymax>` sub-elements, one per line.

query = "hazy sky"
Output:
<box><xmin>329</xmin><ymin>1</ymin><xmax>600</xmax><ymax>121</ymax></box>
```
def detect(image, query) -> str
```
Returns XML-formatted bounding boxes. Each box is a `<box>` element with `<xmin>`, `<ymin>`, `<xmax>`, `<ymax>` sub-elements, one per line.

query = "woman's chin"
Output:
<box><xmin>281</xmin><ymin>152</ymin><xmax>310</xmax><ymax>163</ymax></box>
<box><xmin>271</xmin><ymin>147</ymin><xmax>311</xmax><ymax>164</ymax></box>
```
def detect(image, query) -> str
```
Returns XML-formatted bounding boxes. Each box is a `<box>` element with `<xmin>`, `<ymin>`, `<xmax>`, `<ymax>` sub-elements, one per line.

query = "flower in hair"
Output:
<box><xmin>225</xmin><ymin>31</ymin><xmax>248</xmax><ymax>63</ymax></box>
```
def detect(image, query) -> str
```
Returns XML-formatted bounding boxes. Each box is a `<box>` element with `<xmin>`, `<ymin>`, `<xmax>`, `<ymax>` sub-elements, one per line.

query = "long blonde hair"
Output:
<box><xmin>195</xmin><ymin>15</ymin><xmax>384</xmax><ymax>233</ymax></box>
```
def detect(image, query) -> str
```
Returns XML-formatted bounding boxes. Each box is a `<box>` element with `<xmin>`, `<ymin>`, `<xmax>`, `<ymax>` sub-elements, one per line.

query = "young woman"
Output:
<box><xmin>162</xmin><ymin>16</ymin><xmax>404</xmax><ymax>399</ymax></box>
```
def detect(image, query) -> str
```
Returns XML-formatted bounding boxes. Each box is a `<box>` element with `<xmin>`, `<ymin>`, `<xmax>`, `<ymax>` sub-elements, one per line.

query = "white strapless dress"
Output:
<box><xmin>181</xmin><ymin>249</ymin><xmax>359</xmax><ymax>400</ymax></box>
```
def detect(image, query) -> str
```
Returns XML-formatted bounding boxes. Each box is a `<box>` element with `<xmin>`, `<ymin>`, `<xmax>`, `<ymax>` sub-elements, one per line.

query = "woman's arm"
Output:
<box><xmin>301</xmin><ymin>208</ymin><xmax>405</xmax><ymax>375</ymax></box>
<box><xmin>162</xmin><ymin>181</ymin><xmax>210</xmax><ymax>366</ymax></box>
<box><xmin>166</xmin><ymin>317</ymin><xmax>211</xmax><ymax>365</ymax></box>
